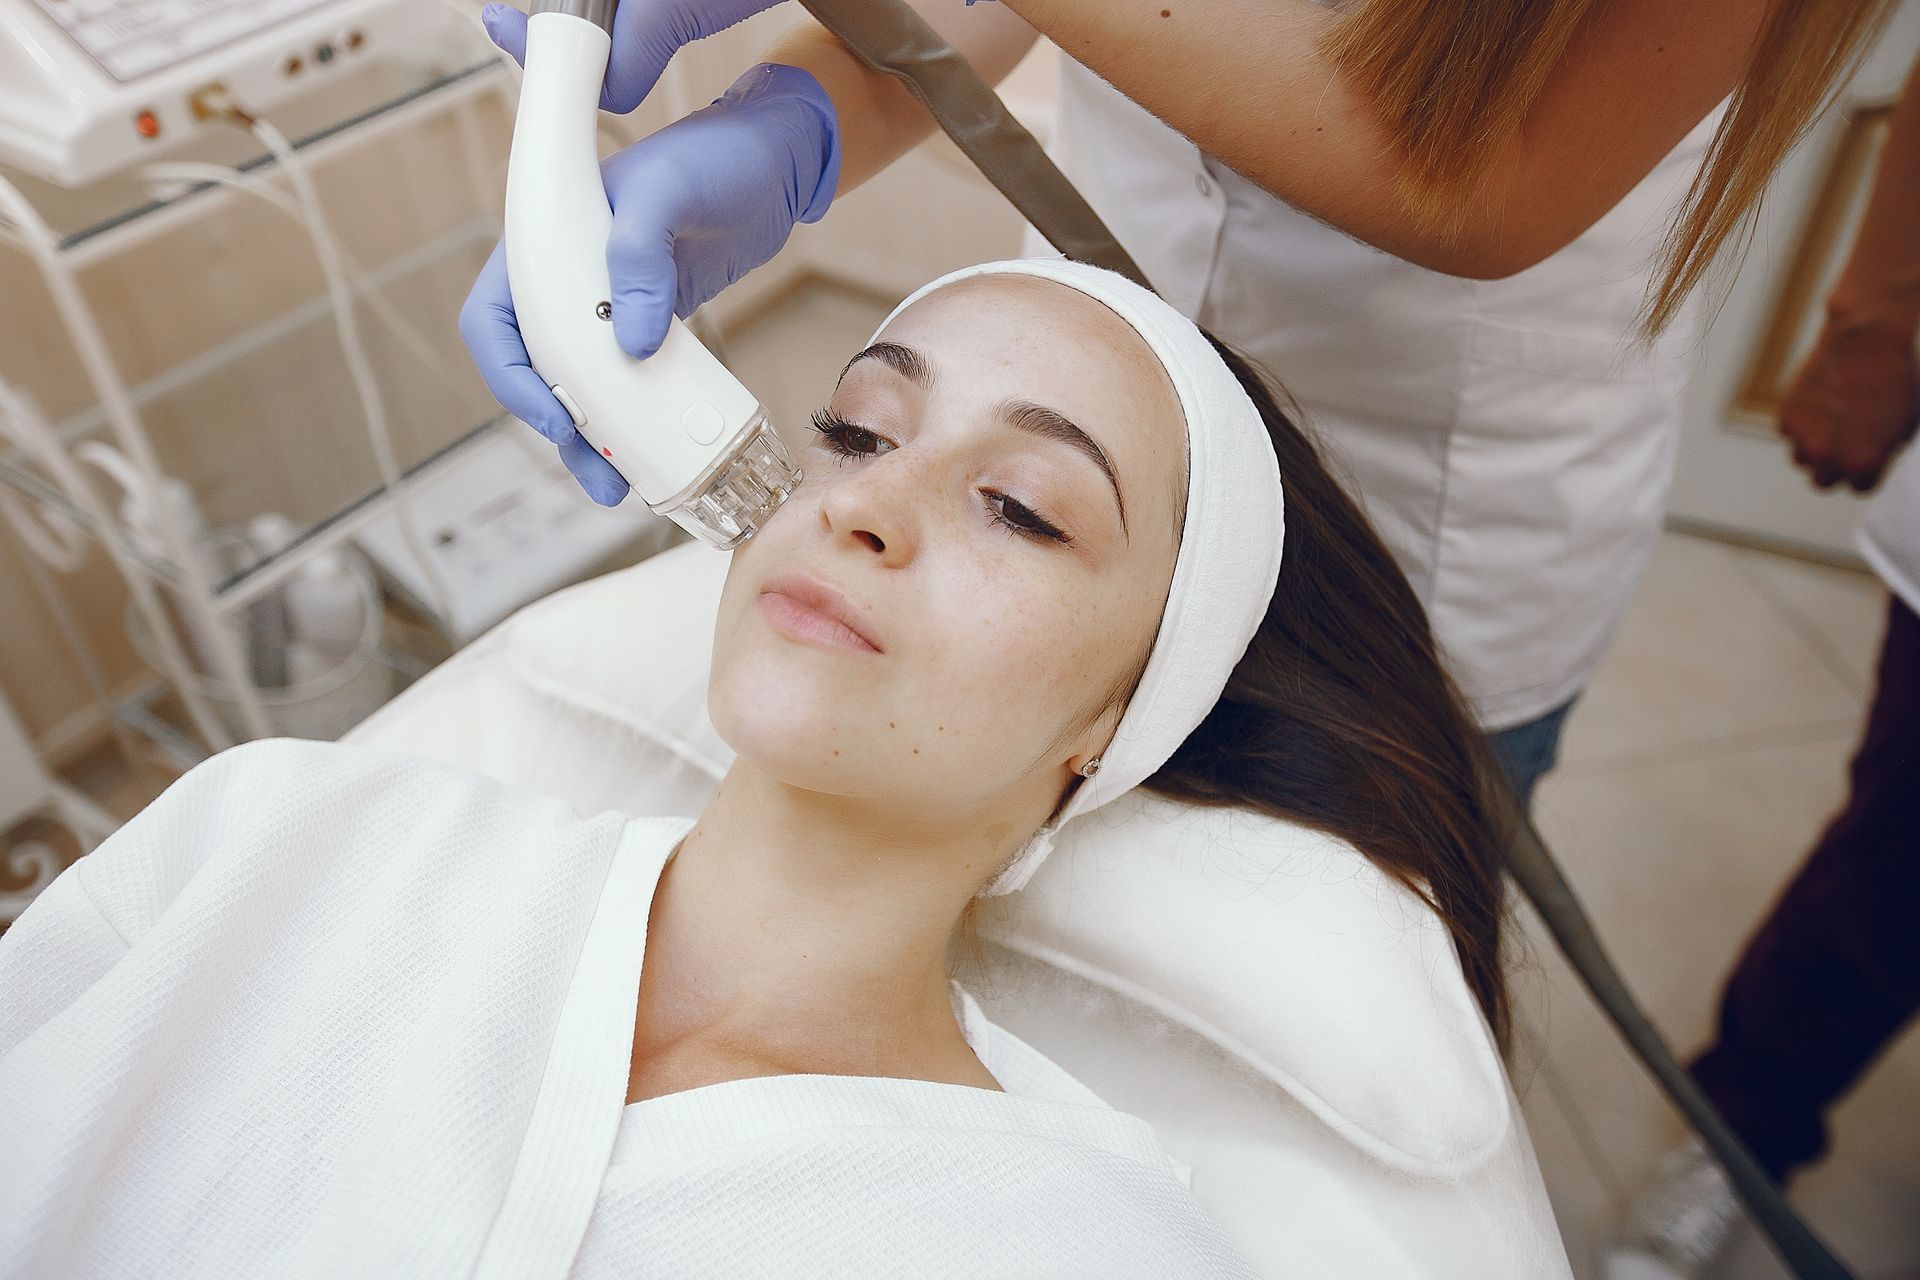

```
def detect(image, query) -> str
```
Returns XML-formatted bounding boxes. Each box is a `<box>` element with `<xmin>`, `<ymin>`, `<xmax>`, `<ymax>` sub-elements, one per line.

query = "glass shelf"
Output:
<box><xmin>0</xmin><ymin>48</ymin><xmax>520</xmax><ymax>596</ymax></box>
<box><xmin>0</xmin><ymin>211</ymin><xmax>512</xmax><ymax>589</ymax></box>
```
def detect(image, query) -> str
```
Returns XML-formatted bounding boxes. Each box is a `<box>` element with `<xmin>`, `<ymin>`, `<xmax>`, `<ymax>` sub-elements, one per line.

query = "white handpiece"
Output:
<box><xmin>503</xmin><ymin>0</ymin><xmax>800</xmax><ymax>548</ymax></box>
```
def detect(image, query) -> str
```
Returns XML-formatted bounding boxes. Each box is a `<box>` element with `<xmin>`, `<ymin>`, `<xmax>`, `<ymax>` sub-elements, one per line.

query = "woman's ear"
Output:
<box><xmin>1064</xmin><ymin>703</ymin><xmax>1123</xmax><ymax>780</ymax></box>
<box><xmin>1066</xmin><ymin>754</ymin><xmax>1105</xmax><ymax>779</ymax></box>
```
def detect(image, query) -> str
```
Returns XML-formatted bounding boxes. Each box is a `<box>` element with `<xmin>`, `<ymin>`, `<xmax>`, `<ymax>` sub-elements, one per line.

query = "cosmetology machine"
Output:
<box><xmin>0</xmin><ymin>0</ymin><xmax>463</xmax><ymax>184</ymax></box>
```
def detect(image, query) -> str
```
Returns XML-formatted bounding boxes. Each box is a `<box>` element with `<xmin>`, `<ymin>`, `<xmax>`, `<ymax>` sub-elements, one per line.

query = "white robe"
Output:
<box><xmin>0</xmin><ymin>738</ymin><xmax>1254</xmax><ymax>1279</ymax></box>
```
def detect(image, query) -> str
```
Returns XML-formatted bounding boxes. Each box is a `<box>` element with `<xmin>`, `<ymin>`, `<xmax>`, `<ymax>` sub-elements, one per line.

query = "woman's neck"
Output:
<box><xmin>635</xmin><ymin>762</ymin><xmax>1015</xmax><ymax>1076</ymax></box>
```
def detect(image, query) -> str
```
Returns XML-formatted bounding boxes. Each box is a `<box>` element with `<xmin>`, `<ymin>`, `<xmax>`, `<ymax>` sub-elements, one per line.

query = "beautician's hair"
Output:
<box><xmin>1144</xmin><ymin>338</ymin><xmax>1514</xmax><ymax>1051</ymax></box>
<box><xmin>1324</xmin><ymin>0</ymin><xmax>1898</xmax><ymax>335</ymax></box>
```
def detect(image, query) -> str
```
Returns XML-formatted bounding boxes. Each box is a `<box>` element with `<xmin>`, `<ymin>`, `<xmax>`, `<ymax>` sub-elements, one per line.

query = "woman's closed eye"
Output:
<box><xmin>808</xmin><ymin>408</ymin><xmax>1074</xmax><ymax>546</ymax></box>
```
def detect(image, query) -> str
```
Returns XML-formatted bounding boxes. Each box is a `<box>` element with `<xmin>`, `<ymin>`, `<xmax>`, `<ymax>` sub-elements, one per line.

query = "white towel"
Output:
<box><xmin>0</xmin><ymin>738</ymin><xmax>1254</xmax><ymax>1279</ymax></box>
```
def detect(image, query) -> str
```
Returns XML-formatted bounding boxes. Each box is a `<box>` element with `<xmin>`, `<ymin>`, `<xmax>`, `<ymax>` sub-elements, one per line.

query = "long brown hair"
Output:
<box><xmin>1144</xmin><ymin>337</ymin><xmax>1514</xmax><ymax>1050</ymax></box>
<box><xmin>1323</xmin><ymin>0</ymin><xmax>1900</xmax><ymax>334</ymax></box>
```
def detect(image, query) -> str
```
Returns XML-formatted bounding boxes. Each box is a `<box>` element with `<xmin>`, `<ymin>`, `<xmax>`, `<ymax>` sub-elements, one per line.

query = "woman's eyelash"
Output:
<box><xmin>984</xmin><ymin>491</ymin><xmax>1071</xmax><ymax>545</ymax></box>
<box><xmin>809</xmin><ymin>408</ymin><xmax>892</xmax><ymax>460</ymax></box>
<box><xmin>807</xmin><ymin>408</ymin><xmax>1073</xmax><ymax>546</ymax></box>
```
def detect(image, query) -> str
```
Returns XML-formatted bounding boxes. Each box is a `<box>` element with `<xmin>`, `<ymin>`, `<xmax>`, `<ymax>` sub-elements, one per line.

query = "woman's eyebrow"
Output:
<box><xmin>839</xmin><ymin>340</ymin><xmax>1128</xmax><ymax>538</ymax></box>
<box><xmin>838</xmin><ymin>341</ymin><xmax>932</xmax><ymax>389</ymax></box>
<box><xmin>996</xmin><ymin>399</ymin><xmax>1128</xmax><ymax>538</ymax></box>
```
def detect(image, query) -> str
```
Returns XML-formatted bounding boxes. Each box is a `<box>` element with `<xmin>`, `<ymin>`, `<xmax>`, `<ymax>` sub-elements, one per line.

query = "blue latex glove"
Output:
<box><xmin>459</xmin><ymin>62</ymin><xmax>840</xmax><ymax>506</ymax></box>
<box><xmin>480</xmin><ymin>0</ymin><xmax>786</xmax><ymax>114</ymax></box>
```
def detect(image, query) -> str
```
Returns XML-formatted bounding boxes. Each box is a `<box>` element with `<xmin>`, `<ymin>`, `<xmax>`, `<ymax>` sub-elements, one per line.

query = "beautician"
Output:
<box><xmin>462</xmin><ymin>0</ymin><xmax>1895</xmax><ymax>801</ymax></box>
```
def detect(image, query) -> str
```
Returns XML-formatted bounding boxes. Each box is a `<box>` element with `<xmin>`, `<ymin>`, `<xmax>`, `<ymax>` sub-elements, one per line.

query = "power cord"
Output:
<box><xmin>191</xmin><ymin>85</ymin><xmax>459</xmax><ymax>631</ymax></box>
<box><xmin>137</xmin><ymin>162</ymin><xmax>498</xmax><ymax>418</ymax></box>
<box><xmin>0</xmin><ymin>379</ymin><xmax>156</xmax><ymax>777</ymax></box>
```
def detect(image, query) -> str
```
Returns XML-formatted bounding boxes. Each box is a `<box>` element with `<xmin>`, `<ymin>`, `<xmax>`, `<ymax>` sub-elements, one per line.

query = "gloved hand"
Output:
<box><xmin>479</xmin><ymin>0</ymin><xmax>787</xmax><ymax>114</ymax></box>
<box><xmin>459</xmin><ymin>62</ymin><xmax>840</xmax><ymax>505</ymax></box>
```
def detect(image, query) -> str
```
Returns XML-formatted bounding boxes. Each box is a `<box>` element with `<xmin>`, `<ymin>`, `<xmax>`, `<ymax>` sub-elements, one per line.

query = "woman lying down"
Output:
<box><xmin>0</xmin><ymin>260</ymin><xmax>1536</xmax><ymax>1277</ymax></box>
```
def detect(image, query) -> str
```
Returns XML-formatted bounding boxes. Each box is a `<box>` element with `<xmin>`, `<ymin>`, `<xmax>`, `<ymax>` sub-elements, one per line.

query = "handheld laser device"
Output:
<box><xmin>503</xmin><ymin>0</ymin><xmax>800</xmax><ymax>549</ymax></box>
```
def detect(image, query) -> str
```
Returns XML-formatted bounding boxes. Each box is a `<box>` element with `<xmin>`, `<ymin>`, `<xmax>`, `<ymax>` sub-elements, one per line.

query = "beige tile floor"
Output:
<box><xmin>11</xmin><ymin>278</ymin><xmax>1915</xmax><ymax>1278</ymax></box>
<box><xmin>1522</xmin><ymin>534</ymin><xmax>1917</xmax><ymax>1279</ymax></box>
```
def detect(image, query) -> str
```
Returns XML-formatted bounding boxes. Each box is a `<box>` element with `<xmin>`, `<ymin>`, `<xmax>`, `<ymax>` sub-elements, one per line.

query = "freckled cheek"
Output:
<box><xmin>909</xmin><ymin>546</ymin><xmax>1118</xmax><ymax>726</ymax></box>
<box><xmin>1050</xmin><ymin>589</ymin><xmax>1143</xmax><ymax>697</ymax></box>
<box><xmin>908</xmin><ymin>569</ymin><xmax>1048</xmax><ymax>709</ymax></box>
<box><xmin>963</xmin><ymin>592</ymin><xmax>1098</xmax><ymax>710</ymax></box>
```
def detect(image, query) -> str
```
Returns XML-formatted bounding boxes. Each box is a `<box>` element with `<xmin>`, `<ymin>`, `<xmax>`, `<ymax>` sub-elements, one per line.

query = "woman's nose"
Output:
<box><xmin>818</xmin><ymin>454</ymin><xmax>919</xmax><ymax>565</ymax></box>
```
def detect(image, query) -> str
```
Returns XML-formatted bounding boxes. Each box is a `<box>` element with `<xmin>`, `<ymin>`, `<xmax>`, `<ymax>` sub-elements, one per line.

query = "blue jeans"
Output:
<box><xmin>1486</xmin><ymin>698</ymin><xmax>1577</xmax><ymax>811</ymax></box>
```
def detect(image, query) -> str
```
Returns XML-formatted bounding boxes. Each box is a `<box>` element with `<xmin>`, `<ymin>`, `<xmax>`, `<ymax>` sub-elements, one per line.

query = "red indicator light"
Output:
<box><xmin>600</xmin><ymin>446</ymin><xmax>612</xmax><ymax>457</ymax></box>
<box><xmin>134</xmin><ymin>109</ymin><xmax>160</xmax><ymax>139</ymax></box>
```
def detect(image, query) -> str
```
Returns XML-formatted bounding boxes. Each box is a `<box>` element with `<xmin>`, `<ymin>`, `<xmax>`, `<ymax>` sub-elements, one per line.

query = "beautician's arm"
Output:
<box><xmin>1828</xmin><ymin>53</ymin><xmax>1920</xmax><ymax>335</ymax></box>
<box><xmin>1776</xmin><ymin>50</ymin><xmax>1920</xmax><ymax>491</ymax></box>
<box><xmin>770</xmin><ymin>0</ymin><xmax>1756</xmax><ymax>278</ymax></box>
<box><xmin>758</xmin><ymin>0</ymin><xmax>1042</xmax><ymax>194</ymax></box>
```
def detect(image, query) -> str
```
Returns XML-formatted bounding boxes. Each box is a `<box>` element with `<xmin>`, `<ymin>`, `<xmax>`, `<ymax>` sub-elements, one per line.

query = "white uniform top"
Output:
<box><xmin>1859</xmin><ymin>441</ymin><xmax>1920</xmax><ymax>614</ymax></box>
<box><xmin>1037</xmin><ymin>62</ymin><xmax>1722</xmax><ymax>728</ymax></box>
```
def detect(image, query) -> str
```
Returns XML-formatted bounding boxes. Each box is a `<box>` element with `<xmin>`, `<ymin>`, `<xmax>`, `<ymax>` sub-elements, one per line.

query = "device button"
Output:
<box><xmin>550</xmin><ymin>385</ymin><xmax>586</xmax><ymax>427</ymax></box>
<box><xmin>681</xmin><ymin>400</ymin><xmax>726</xmax><ymax>446</ymax></box>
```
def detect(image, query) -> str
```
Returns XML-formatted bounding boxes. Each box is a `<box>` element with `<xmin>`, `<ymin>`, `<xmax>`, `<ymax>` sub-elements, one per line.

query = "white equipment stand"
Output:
<box><xmin>0</xmin><ymin>686</ymin><xmax>117</xmax><ymax>927</ymax></box>
<box><xmin>0</xmin><ymin>0</ymin><xmax>524</xmax><ymax>760</ymax></box>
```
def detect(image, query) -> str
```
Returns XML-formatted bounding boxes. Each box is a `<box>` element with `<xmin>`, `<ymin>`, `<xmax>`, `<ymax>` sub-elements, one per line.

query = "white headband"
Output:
<box><xmin>870</xmin><ymin>258</ymin><xmax>1287</xmax><ymax>896</ymax></box>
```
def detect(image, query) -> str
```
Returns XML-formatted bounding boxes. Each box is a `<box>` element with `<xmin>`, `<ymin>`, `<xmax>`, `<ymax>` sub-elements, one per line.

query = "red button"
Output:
<box><xmin>134</xmin><ymin>110</ymin><xmax>160</xmax><ymax>139</ymax></box>
<box><xmin>600</xmin><ymin>447</ymin><xmax>612</xmax><ymax>457</ymax></box>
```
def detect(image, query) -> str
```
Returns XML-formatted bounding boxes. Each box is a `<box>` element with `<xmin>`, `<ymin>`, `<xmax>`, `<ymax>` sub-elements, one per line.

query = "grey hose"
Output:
<box><xmin>1504</xmin><ymin>813</ymin><xmax>1854</xmax><ymax>1279</ymax></box>
<box><xmin>793</xmin><ymin>0</ymin><xmax>1148</xmax><ymax>289</ymax></box>
<box><xmin>787</xmin><ymin>3</ymin><xmax>1852</xmax><ymax>1275</ymax></box>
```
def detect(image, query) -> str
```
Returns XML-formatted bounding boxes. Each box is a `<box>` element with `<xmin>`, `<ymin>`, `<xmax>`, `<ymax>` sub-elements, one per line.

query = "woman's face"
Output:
<box><xmin>708</xmin><ymin>275</ymin><xmax>1186</xmax><ymax>837</ymax></box>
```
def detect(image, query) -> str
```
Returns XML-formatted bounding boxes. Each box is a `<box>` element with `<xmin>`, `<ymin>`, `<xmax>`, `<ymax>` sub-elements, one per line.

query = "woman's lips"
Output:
<box><xmin>757</xmin><ymin>572</ymin><xmax>883</xmax><ymax>654</ymax></box>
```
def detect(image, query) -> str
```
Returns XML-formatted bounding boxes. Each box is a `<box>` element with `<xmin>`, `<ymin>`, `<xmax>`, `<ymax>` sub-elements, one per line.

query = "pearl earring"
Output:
<box><xmin>1079</xmin><ymin>756</ymin><xmax>1103</xmax><ymax>778</ymax></box>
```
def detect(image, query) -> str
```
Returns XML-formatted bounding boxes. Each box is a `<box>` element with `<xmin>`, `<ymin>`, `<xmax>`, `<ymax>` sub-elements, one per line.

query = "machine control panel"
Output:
<box><xmin>26</xmin><ymin>0</ymin><xmax>335</xmax><ymax>83</ymax></box>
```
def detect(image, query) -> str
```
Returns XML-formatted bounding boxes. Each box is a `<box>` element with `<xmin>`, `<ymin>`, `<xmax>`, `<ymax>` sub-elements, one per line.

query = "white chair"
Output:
<box><xmin>346</xmin><ymin>542</ymin><xmax>1570</xmax><ymax>1277</ymax></box>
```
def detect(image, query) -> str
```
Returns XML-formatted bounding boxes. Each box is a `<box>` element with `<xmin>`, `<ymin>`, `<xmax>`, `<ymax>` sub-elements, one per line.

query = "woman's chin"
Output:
<box><xmin>709</xmin><ymin>665</ymin><xmax>862</xmax><ymax>772</ymax></box>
